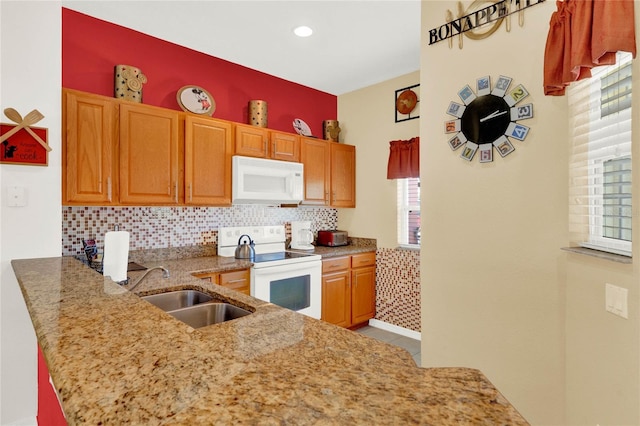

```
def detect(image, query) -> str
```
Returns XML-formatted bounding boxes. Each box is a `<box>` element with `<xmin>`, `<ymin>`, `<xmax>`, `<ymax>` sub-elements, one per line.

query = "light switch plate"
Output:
<box><xmin>605</xmin><ymin>283</ymin><xmax>628</xmax><ymax>319</ymax></box>
<box><xmin>6</xmin><ymin>186</ymin><xmax>26</xmax><ymax>207</ymax></box>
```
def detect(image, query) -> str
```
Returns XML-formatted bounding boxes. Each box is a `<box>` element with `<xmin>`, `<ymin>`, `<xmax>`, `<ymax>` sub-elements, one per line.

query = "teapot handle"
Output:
<box><xmin>237</xmin><ymin>234</ymin><xmax>251</xmax><ymax>245</ymax></box>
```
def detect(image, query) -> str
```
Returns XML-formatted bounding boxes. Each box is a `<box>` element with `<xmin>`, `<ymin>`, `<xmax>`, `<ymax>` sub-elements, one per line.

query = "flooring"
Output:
<box><xmin>355</xmin><ymin>325</ymin><xmax>421</xmax><ymax>367</ymax></box>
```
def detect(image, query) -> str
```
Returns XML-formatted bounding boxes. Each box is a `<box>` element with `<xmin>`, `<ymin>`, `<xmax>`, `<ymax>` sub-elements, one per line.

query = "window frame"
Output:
<box><xmin>569</xmin><ymin>51</ymin><xmax>633</xmax><ymax>257</ymax></box>
<box><xmin>397</xmin><ymin>177</ymin><xmax>421</xmax><ymax>249</ymax></box>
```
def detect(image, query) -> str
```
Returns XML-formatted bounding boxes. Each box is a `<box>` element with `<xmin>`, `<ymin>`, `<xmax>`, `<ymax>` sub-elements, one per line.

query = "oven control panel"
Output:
<box><xmin>218</xmin><ymin>225</ymin><xmax>287</xmax><ymax>257</ymax></box>
<box><xmin>219</xmin><ymin>225</ymin><xmax>285</xmax><ymax>246</ymax></box>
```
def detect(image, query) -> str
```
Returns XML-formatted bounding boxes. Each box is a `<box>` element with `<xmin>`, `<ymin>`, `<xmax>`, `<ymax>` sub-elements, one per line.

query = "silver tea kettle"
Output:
<box><xmin>235</xmin><ymin>234</ymin><xmax>255</xmax><ymax>260</ymax></box>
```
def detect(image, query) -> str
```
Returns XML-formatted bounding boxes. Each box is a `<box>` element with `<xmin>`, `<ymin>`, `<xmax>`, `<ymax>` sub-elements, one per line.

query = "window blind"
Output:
<box><xmin>568</xmin><ymin>52</ymin><xmax>633</xmax><ymax>256</ymax></box>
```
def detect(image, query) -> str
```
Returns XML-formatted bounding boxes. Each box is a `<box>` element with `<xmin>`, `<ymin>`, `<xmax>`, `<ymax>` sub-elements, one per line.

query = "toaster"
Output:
<box><xmin>316</xmin><ymin>230</ymin><xmax>348</xmax><ymax>247</ymax></box>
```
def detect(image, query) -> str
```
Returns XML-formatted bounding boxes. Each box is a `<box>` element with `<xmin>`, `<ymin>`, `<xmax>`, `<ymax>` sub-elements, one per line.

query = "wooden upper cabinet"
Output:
<box><xmin>300</xmin><ymin>137</ymin><xmax>331</xmax><ymax>205</ymax></box>
<box><xmin>330</xmin><ymin>143</ymin><xmax>356</xmax><ymax>208</ymax></box>
<box><xmin>300</xmin><ymin>137</ymin><xmax>355</xmax><ymax>207</ymax></box>
<box><xmin>269</xmin><ymin>131</ymin><xmax>300</xmax><ymax>162</ymax></box>
<box><xmin>184</xmin><ymin>116</ymin><xmax>233</xmax><ymax>206</ymax></box>
<box><xmin>62</xmin><ymin>89</ymin><xmax>118</xmax><ymax>205</ymax></box>
<box><xmin>234</xmin><ymin>123</ymin><xmax>268</xmax><ymax>158</ymax></box>
<box><xmin>119</xmin><ymin>103</ymin><xmax>180</xmax><ymax>205</ymax></box>
<box><xmin>234</xmin><ymin>123</ymin><xmax>300</xmax><ymax>161</ymax></box>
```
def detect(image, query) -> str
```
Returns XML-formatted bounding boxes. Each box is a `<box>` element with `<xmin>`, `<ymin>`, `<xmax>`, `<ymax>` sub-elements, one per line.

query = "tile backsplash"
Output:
<box><xmin>63</xmin><ymin>205</ymin><xmax>337</xmax><ymax>256</ymax></box>
<box><xmin>375</xmin><ymin>248</ymin><xmax>421</xmax><ymax>332</ymax></box>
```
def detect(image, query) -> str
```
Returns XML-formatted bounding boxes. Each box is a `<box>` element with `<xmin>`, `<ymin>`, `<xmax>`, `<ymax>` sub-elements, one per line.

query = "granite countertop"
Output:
<box><xmin>12</xmin><ymin>253</ymin><xmax>528</xmax><ymax>425</ymax></box>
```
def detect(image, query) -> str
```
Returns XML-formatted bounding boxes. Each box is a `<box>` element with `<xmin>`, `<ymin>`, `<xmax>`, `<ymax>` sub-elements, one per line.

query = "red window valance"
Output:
<box><xmin>544</xmin><ymin>0</ymin><xmax>637</xmax><ymax>96</ymax></box>
<box><xmin>387</xmin><ymin>137</ymin><xmax>419</xmax><ymax>179</ymax></box>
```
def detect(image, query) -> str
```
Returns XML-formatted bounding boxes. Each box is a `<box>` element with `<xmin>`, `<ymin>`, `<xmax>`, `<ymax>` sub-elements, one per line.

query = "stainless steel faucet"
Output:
<box><xmin>127</xmin><ymin>266</ymin><xmax>170</xmax><ymax>291</ymax></box>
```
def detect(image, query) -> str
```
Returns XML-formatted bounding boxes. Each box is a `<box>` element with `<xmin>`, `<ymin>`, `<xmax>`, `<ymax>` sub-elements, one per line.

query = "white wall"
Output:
<box><xmin>0</xmin><ymin>1</ymin><xmax>62</xmax><ymax>424</ymax></box>
<box><xmin>420</xmin><ymin>1</ymin><xmax>566</xmax><ymax>424</ymax></box>
<box><xmin>337</xmin><ymin>71</ymin><xmax>420</xmax><ymax>247</ymax></box>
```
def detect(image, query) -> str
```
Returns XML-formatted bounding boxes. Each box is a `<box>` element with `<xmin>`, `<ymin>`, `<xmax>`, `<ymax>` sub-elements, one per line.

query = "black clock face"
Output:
<box><xmin>460</xmin><ymin>94</ymin><xmax>511</xmax><ymax>144</ymax></box>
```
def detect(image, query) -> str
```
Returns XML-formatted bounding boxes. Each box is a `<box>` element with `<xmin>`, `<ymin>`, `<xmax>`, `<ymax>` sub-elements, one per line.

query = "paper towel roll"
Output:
<box><xmin>103</xmin><ymin>231</ymin><xmax>130</xmax><ymax>283</ymax></box>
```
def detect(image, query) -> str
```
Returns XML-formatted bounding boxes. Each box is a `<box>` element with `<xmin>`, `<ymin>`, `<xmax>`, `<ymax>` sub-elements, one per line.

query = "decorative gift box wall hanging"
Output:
<box><xmin>0</xmin><ymin>108</ymin><xmax>50</xmax><ymax>166</ymax></box>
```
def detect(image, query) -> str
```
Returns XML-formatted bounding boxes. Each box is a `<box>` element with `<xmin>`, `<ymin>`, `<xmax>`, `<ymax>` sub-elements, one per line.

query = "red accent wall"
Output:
<box><xmin>62</xmin><ymin>8</ymin><xmax>337</xmax><ymax>135</ymax></box>
<box><xmin>38</xmin><ymin>346</ymin><xmax>67</xmax><ymax>426</ymax></box>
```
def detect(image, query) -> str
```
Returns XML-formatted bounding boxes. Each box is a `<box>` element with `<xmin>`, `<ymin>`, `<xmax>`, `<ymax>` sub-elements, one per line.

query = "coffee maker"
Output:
<box><xmin>290</xmin><ymin>221</ymin><xmax>314</xmax><ymax>250</ymax></box>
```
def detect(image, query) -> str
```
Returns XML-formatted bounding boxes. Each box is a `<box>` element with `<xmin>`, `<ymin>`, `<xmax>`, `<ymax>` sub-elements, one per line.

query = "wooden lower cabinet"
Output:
<box><xmin>351</xmin><ymin>262</ymin><xmax>376</xmax><ymax>325</ymax></box>
<box><xmin>321</xmin><ymin>252</ymin><xmax>376</xmax><ymax>328</ymax></box>
<box><xmin>322</xmin><ymin>272</ymin><xmax>350</xmax><ymax>326</ymax></box>
<box><xmin>219</xmin><ymin>269</ymin><xmax>250</xmax><ymax>295</ymax></box>
<box><xmin>192</xmin><ymin>269</ymin><xmax>250</xmax><ymax>295</ymax></box>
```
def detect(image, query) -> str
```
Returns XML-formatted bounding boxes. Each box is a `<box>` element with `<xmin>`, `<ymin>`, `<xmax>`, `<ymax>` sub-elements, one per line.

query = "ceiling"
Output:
<box><xmin>63</xmin><ymin>0</ymin><xmax>422</xmax><ymax>95</ymax></box>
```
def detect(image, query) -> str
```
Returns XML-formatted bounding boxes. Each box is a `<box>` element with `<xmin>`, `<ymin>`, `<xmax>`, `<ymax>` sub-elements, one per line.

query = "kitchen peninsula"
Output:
<box><xmin>12</xmin><ymin>255</ymin><xmax>528</xmax><ymax>425</ymax></box>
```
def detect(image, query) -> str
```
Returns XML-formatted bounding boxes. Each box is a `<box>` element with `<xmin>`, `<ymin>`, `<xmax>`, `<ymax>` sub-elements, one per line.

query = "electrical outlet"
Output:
<box><xmin>605</xmin><ymin>283</ymin><xmax>628</xmax><ymax>319</ymax></box>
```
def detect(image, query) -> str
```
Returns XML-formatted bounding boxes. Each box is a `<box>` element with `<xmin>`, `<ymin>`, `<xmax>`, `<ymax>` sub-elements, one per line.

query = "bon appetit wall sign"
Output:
<box><xmin>428</xmin><ymin>0</ymin><xmax>546</xmax><ymax>46</ymax></box>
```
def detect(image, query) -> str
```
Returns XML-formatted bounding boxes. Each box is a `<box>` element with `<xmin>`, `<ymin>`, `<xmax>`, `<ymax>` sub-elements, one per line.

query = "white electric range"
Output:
<box><xmin>218</xmin><ymin>225</ymin><xmax>321</xmax><ymax>319</ymax></box>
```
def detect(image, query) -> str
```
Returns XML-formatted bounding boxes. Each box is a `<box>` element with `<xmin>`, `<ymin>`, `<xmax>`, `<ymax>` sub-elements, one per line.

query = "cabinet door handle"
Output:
<box><xmin>107</xmin><ymin>176</ymin><xmax>112</xmax><ymax>202</ymax></box>
<box><xmin>225</xmin><ymin>278</ymin><xmax>246</xmax><ymax>284</ymax></box>
<box><xmin>189</xmin><ymin>182</ymin><xmax>193</xmax><ymax>202</ymax></box>
<box><xmin>174</xmin><ymin>181</ymin><xmax>178</xmax><ymax>203</ymax></box>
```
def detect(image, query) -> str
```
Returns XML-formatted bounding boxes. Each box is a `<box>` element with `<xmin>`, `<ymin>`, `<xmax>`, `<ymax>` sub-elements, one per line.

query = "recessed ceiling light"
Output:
<box><xmin>293</xmin><ymin>26</ymin><xmax>313</xmax><ymax>37</ymax></box>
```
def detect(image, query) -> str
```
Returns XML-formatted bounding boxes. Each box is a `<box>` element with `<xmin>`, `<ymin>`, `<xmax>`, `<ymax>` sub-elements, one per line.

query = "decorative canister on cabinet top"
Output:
<box><xmin>323</xmin><ymin>120</ymin><xmax>341</xmax><ymax>142</ymax></box>
<box><xmin>114</xmin><ymin>64</ymin><xmax>147</xmax><ymax>103</ymax></box>
<box><xmin>249</xmin><ymin>100</ymin><xmax>268</xmax><ymax>127</ymax></box>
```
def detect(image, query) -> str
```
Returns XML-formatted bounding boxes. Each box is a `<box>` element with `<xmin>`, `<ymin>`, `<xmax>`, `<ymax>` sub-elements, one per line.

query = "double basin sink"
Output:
<box><xmin>141</xmin><ymin>290</ymin><xmax>251</xmax><ymax>328</ymax></box>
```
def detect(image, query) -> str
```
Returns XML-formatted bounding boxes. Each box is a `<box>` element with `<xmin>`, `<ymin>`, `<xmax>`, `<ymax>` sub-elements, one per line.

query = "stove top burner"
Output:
<box><xmin>253</xmin><ymin>251</ymin><xmax>316</xmax><ymax>263</ymax></box>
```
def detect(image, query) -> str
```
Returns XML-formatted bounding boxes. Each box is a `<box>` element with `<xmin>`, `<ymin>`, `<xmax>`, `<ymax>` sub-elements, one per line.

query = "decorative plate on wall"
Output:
<box><xmin>444</xmin><ymin>75</ymin><xmax>533</xmax><ymax>163</ymax></box>
<box><xmin>293</xmin><ymin>118</ymin><xmax>313</xmax><ymax>136</ymax></box>
<box><xmin>176</xmin><ymin>85</ymin><xmax>216</xmax><ymax>116</ymax></box>
<box><xmin>395</xmin><ymin>84</ymin><xmax>420</xmax><ymax>123</ymax></box>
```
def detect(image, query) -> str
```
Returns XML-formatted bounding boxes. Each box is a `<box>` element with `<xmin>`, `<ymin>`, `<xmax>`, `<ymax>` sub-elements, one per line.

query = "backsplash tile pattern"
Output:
<box><xmin>62</xmin><ymin>205</ymin><xmax>337</xmax><ymax>256</ymax></box>
<box><xmin>375</xmin><ymin>248</ymin><xmax>421</xmax><ymax>332</ymax></box>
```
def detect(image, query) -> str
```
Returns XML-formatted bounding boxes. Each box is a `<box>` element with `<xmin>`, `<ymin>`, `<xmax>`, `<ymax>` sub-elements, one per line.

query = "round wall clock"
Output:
<box><xmin>444</xmin><ymin>75</ymin><xmax>534</xmax><ymax>163</ymax></box>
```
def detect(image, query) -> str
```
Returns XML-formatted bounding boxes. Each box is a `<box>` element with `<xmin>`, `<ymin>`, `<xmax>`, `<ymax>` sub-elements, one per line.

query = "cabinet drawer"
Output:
<box><xmin>322</xmin><ymin>256</ymin><xmax>350</xmax><ymax>273</ymax></box>
<box><xmin>220</xmin><ymin>269</ymin><xmax>250</xmax><ymax>295</ymax></box>
<box><xmin>351</xmin><ymin>252</ymin><xmax>376</xmax><ymax>268</ymax></box>
<box><xmin>192</xmin><ymin>272</ymin><xmax>219</xmax><ymax>284</ymax></box>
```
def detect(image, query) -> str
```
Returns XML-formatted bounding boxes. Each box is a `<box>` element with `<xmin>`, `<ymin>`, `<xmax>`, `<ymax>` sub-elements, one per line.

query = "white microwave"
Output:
<box><xmin>232</xmin><ymin>156</ymin><xmax>304</xmax><ymax>204</ymax></box>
